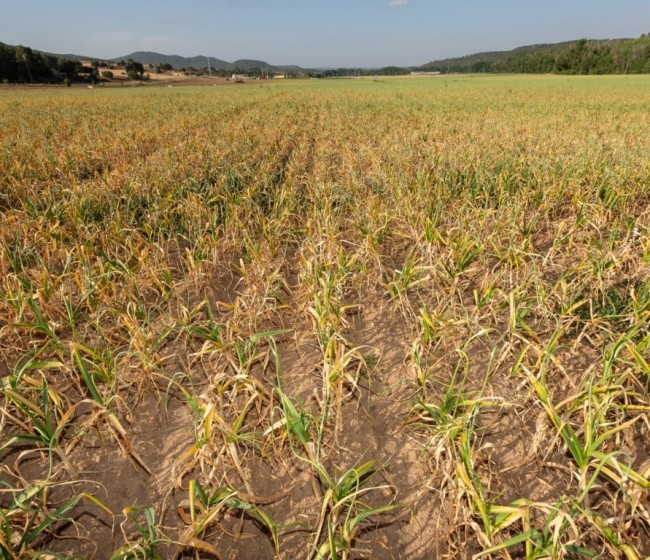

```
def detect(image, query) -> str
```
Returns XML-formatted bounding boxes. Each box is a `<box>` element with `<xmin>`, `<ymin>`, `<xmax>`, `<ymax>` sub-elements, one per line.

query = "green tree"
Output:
<box><xmin>0</xmin><ymin>43</ymin><xmax>19</xmax><ymax>81</ymax></box>
<box><xmin>58</xmin><ymin>58</ymin><xmax>81</xmax><ymax>76</ymax></box>
<box><xmin>125</xmin><ymin>59</ymin><xmax>144</xmax><ymax>79</ymax></box>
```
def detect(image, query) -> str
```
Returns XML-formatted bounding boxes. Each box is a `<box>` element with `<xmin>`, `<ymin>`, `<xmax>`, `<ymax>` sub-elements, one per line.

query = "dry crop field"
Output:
<box><xmin>1</xmin><ymin>75</ymin><xmax>649</xmax><ymax>559</ymax></box>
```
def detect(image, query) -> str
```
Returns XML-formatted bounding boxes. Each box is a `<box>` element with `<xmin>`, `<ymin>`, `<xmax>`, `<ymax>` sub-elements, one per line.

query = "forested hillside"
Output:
<box><xmin>0</xmin><ymin>43</ymin><xmax>100</xmax><ymax>83</ymax></box>
<box><xmin>421</xmin><ymin>36</ymin><xmax>650</xmax><ymax>74</ymax></box>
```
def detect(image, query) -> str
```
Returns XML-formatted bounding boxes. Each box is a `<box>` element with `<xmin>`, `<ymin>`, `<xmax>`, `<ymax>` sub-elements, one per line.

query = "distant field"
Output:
<box><xmin>1</xmin><ymin>75</ymin><xmax>649</xmax><ymax>559</ymax></box>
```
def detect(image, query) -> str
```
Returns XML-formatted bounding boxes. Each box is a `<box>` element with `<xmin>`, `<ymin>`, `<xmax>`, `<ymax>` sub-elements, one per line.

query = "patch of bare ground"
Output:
<box><xmin>40</xmin><ymin>394</ymin><xmax>193</xmax><ymax>559</ymax></box>
<box><xmin>337</xmin><ymin>305</ymin><xmax>437</xmax><ymax>559</ymax></box>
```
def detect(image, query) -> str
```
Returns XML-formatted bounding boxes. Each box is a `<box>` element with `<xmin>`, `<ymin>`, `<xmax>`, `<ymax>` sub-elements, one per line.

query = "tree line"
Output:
<box><xmin>0</xmin><ymin>43</ymin><xmax>104</xmax><ymax>84</ymax></box>
<box><xmin>422</xmin><ymin>36</ymin><xmax>650</xmax><ymax>75</ymax></box>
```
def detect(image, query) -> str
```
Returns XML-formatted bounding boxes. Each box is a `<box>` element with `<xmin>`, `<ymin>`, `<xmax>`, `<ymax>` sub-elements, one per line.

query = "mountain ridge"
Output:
<box><xmin>112</xmin><ymin>51</ymin><xmax>302</xmax><ymax>71</ymax></box>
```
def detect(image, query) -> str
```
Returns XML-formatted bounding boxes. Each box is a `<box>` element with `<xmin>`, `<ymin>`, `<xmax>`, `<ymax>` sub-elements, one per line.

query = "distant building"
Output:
<box><xmin>410</xmin><ymin>71</ymin><xmax>441</xmax><ymax>76</ymax></box>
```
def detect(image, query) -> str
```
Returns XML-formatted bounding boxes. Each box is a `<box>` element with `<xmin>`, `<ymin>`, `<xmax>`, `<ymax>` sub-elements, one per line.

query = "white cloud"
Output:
<box><xmin>387</xmin><ymin>0</ymin><xmax>410</xmax><ymax>8</ymax></box>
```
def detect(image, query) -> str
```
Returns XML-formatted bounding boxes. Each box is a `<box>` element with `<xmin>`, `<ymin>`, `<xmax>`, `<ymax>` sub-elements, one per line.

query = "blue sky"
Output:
<box><xmin>1</xmin><ymin>0</ymin><xmax>649</xmax><ymax>67</ymax></box>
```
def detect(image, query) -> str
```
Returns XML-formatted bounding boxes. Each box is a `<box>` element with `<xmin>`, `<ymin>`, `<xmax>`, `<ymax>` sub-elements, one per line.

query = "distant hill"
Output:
<box><xmin>229</xmin><ymin>59</ymin><xmax>274</xmax><ymax>70</ymax></box>
<box><xmin>113</xmin><ymin>51</ymin><xmax>228</xmax><ymax>69</ymax></box>
<box><xmin>419</xmin><ymin>37</ymin><xmax>650</xmax><ymax>74</ymax></box>
<box><xmin>420</xmin><ymin>43</ymin><xmax>573</xmax><ymax>71</ymax></box>
<box><xmin>113</xmin><ymin>51</ymin><xmax>301</xmax><ymax>71</ymax></box>
<box><xmin>276</xmin><ymin>65</ymin><xmax>303</xmax><ymax>71</ymax></box>
<box><xmin>37</xmin><ymin>51</ymin><xmax>96</xmax><ymax>62</ymax></box>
